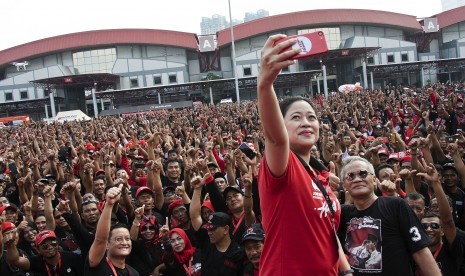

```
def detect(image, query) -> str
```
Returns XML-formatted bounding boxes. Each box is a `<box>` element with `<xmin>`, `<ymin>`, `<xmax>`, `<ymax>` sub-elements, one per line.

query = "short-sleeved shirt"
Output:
<box><xmin>339</xmin><ymin>197</ymin><xmax>431</xmax><ymax>275</ymax></box>
<box><xmin>29</xmin><ymin>251</ymin><xmax>82</xmax><ymax>275</ymax></box>
<box><xmin>83</xmin><ymin>254</ymin><xmax>139</xmax><ymax>276</ymax></box>
<box><xmin>258</xmin><ymin>152</ymin><xmax>341</xmax><ymax>276</ymax></box>
<box><xmin>432</xmin><ymin>235</ymin><xmax>463</xmax><ymax>276</ymax></box>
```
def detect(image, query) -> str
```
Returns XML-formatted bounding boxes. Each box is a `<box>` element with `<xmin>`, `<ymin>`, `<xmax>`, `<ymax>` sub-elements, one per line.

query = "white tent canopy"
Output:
<box><xmin>54</xmin><ymin>110</ymin><xmax>91</xmax><ymax>122</ymax></box>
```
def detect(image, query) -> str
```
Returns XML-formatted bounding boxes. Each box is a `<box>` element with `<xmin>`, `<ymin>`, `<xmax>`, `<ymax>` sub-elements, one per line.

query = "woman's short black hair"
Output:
<box><xmin>279</xmin><ymin>97</ymin><xmax>315</xmax><ymax>118</ymax></box>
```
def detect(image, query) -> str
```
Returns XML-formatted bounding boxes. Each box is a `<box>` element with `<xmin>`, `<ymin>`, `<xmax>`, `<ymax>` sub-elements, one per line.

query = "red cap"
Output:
<box><xmin>35</xmin><ymin>230</ymin><xmax>57</xmax><ymax>246</ymax></box>
<box><xmin>136</xmin><ymin>186</ymin><xmax>153</xmax><ymax>198</ymax></box>
<box><xmin>378</xmin><ymin>148</ymin><xmax>389</xmax><ymax>156</ymax></box>
<box><xmin>400</xmin><ymin>156</ymin><xmax>412</xmax><ymax>164</ymax></box>
<box><xmin>86</xmin><ymin>143</ymin><xmax>95</xmax><ymax>151</ymax></box>
<box><xmin>167</xmin><ymin>199</ymin><xmax>183</xmax><ymax>214</ymax></box>
<box><xmin>201</xmin><ymin>200</ymin><xmax>215</xmax><ymax>212</ymax></box>
<box><xmin>0</xmin><ymin>204</ymin><xmax>17</xmax><ymax>215</ymax></box>
<box><xmin>388</xmin><ymin>153</ymin><xmax>399</xmax><ymax>160</ymax></box>
<box><xmin>109</xmin><ymin>142</ymin><xmax>116</xmax><ymax>148</ymax></box>
<box><xmin>94</xmin><ymin>170</ymin><xmax>105</xmax><ymax>177</ymax></box>
<box><xmin>138</xmin><ymin>140</ymin><xmax>147</xmax><ymax>147</ymax></box>
<box><xmin>1</xmin><ymin>221</ymin><xmax>15</xmax><ymax>233</ymax></box>
<box><xmin>366</xmin><ymin>136</ymin><xmax>375</xmax><ymax>141</ymax></box>
<box><xmin>125</xmin><ymin>141</ymin><xmax>135</xmax><ymax>149</ymax></box>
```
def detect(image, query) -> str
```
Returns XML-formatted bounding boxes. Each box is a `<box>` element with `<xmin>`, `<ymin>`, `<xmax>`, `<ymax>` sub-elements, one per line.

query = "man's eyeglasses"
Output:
<box><xmin>422</xmin><ymin>222</ymin><xmax>440</xmax><ymax>230</ymax></box>
<box><xmin>40</xmin><ymin>241</ymin><xmax>58</xmax><ymax>250</ymax></box>
<box><xmin>344</xmin><ymin>169</ymin><xmax>372</xmax><ymax>181</ymax></box>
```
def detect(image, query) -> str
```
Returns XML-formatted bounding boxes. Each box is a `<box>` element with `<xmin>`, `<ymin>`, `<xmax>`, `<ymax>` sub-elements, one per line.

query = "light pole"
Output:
<box><xmin>228</xmin><ymin>0</ymin><xmax>240</xmax><ymax>103</ymax></box>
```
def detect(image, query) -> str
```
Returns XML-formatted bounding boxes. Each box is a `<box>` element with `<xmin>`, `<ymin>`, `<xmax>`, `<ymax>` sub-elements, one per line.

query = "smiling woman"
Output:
<box><xmin>257</xmin><ymin>34</ymin><xmax>349</xmax><ymax>276</ymax></box>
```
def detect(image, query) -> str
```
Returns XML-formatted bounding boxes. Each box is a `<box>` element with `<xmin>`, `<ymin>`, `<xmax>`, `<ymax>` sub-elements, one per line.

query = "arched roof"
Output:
<box><xmin>0</xmin><ymin>29</ymin><xmax>198</xmax><ymax>66</ymax></box>
<box><xmin>431</xmin><ymin>5</ymin><xmax>465</xmax><ymax>29</ymax></box>
<box><xmin>217</xmin><ymin>9</ymin><xmax>422</xmax><ymax>46</ymax></box>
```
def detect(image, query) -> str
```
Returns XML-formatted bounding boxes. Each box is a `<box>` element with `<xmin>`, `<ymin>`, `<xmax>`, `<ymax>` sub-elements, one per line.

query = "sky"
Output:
<box><xmin>0</xmin><ymin>0</ymin><xmax>443</xmax><ymax>51</ymax></box>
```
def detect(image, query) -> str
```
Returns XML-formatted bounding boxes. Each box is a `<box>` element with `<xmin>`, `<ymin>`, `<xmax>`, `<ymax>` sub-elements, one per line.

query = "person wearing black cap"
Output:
<box><xmin>440</xmin><ymin>162</ymin><xmax>465</xmax><ymax>230</ymax></box>
<box><xmin>241</xmin><ymin>224</ymin><xmax>265</xmax><ymax>276</ymax></box>
<box><xmin>190</xmin><ymin>174</ymin><xmax>244</xmax><ymax>276</ymax></box>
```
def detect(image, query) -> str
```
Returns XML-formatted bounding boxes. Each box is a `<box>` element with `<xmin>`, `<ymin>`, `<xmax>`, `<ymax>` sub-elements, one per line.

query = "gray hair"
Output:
<box><xmin>341</xmin><ymin>156</ymin><xmax>375</xmax><ymax>180</ymax></box>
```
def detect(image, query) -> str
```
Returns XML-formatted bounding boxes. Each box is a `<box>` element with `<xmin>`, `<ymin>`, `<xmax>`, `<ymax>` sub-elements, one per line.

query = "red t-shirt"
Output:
<box><xmin>258</xmin><ymin>152</ymin><xmax>340</xmax><ymax>276</ymax></box>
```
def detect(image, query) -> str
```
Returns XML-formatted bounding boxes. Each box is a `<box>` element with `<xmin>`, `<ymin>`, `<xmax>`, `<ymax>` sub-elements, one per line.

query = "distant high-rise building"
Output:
<box><xmin>442</xmin><ymin>0</ymin><xmax>465</xmax><ymax>11</ymax></box>
<box><xmin>200</xmin><ymin>14</ymin><xmax>243</xmax><ymax>35</ymax></box>
<box><xmin>244</xmin><ymin>9</ymin><xmax>269</xmax><ymax>22</ymax></box>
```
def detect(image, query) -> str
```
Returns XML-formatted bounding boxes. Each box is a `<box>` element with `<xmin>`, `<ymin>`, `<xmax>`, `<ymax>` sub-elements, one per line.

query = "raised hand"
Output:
<box><xmin>328</xmin><ymin>161</ymin><xmax>340</xmax><ymax>191</ymax></box>
<box><xmin>134</xmin><ymin>204</ymin><xmax>145</xmax><ymax>220</ymax></box>
<box><xmin>55</xmin><ymin>200</ymin><xmax>71</xmax><ymax>216</ymax></box>
<box><xmin>106</xmin><ymin>184</ymin><xmax>123</xmax><ymax>205</ymax></box>
<box><xmin>159</xmin><ymin>217</ymin><xmax>170</xmax><ymax>239</ymax></box>
<box><xmin>416</xmin><ymin>160</ymin><xmax>440</xmax><ymax>186</ymax></box>
<box><xmin>43</xmin><ymin>184</ymin><xmax>57</xmax><ymax>198</ymax></box>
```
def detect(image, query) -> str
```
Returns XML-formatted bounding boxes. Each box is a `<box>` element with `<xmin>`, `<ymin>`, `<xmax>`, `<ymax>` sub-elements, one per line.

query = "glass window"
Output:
<box><xmin>367</xmin><ymin>57</ymin><xmax>374</xmax><ymax>64</ymax></box>
<box><xmin>5</xmin><ymin>92</ymin><xmax>13</xmax><ymax>101</ymax></box>
<box><xmin>401</xmin><ymin>53</ymin><xmax>408</xmax><ymax>62</ymax></box>
<box><xmin>20</xmin><ymin>91</ymin><xmax>28</xmax><ymax>99</ymax></box>
<box><xmin>298</xmin><ymin>27</ymin><xmax>341</xmax><ymax>50</ymax></box>
<box><xmin>169</xmin><ymin>74</ymin><xmax>177</xmax><ymax>83</ymax></box>
<box><xmin>72</xmin><ymin>47</ymin><xmax>116</xmax><ymax>74</ymax></box>
<box><xmin>130</xmin><ymin>78</ymin><xmax>139</xmax><ymax>88</ymax></box>
<box><xmin>282</xmin><ymin>66</ymin><xmax>289</xmax><ymax>72</ymax></box>
<box><xmin>243</xmin><ymin>67</ymin><xmax>252</xmax><ymax>76</ymax></box>
<box><xmin>387</xmin><ymin>55</ymin><xmax>394</xmax><ymax>63</ymax></box>
<box><xmin>154</xmin><ymin>75</ymin><xmax>162</xmax><ymax>85</ymax></box>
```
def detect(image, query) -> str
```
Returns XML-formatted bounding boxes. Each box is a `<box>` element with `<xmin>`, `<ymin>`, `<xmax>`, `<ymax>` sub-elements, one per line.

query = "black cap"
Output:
<box><xmin>241</xmin><ymin>224</ymin><xmax>265</xmax><ymax>244</ymax></box>
<box><xmin>163</xmin><ymin>186</ymin><xmax>176</xmax><ymax>195</ymax></box>
<box><xmin>442</xmin><ymin>163</ymin><xmax>457</xmax><ymax>172</ymax></box>
<box><xmin>223</xmin><ymin>185</ymin><xmax>244</xmax><ymax>198</ymax></box>
<box><xmin>207</xmin><ymin>162</ymin><xmax>219</xmax><ymax>168</ymax></box>
<box><xmin>375</xmin><ymin>124</ymin><xmax>383</xmax><ymax>129</ymax></box>
<box><xmin>202</xmin><ymin>212</ymin><xmax>231</xmax><ymax>229</ymax></box>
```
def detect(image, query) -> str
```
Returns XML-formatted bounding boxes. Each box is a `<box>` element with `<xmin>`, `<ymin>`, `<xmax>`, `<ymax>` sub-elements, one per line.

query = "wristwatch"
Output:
<box><xmin>339</xmin><ymin>269</ymin><xmax>354</xmax><ymax>276</ymax></box>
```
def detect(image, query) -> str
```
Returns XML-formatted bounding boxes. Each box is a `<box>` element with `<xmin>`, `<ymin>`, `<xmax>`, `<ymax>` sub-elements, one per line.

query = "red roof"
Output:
<box><xmin>217</xmin><ymin>9</ymin><xmax>422</xmax><ymax>46</ymax></box>
<box><xmin>430</xmin><ymin>5</ymin><xmax>465</xmax><ymax>29</ymax></box>
<box><xmin>0</xmin><ymin>29</ymin><xmax>198</xmax><ymax>66</ymax></box>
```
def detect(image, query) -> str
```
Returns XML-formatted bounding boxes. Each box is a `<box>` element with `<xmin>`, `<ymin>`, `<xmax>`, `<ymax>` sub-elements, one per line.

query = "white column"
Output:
<box><xmin>100</xmin><ymin>98</ymin><xmax>104</xmax><ymax>110</ymax></box>
<box><xmin>158</xmin><ymin>92</ymin><xmax>161</xmax><ymax>104</ymax></box>
<box><xmin>91</xmin><ymin>86</ymin><xmax>98</xmax><ymax>118</ymax></box>
<box><xmin>370</xmin><ymin>71</ymin><xmax>374</xmax><ymax>90</ymax></box>
<box><xmin>322</xmin><ymin>65</ymin><xmax>328</xmax><ymax>99</ymax></box>
<box><xmin>362</xmin><ymin>60</ymin><xmax>368</xmax><ymax>89</ymax></box>
<box><xmin>49</xmin><ymin>90</ymin><xmax>56</xmax><ymax>118</ymax></box>
<box><xmin>209</xmin><ymin>87</ymin><xmax>214</xmax><ymax>105</ymax></box>
<box><xmin>317</xmin><ymin>77</ymin><xmax>321</xmax><ymax>94</ymax></box>
<box><xmin>45</xmin><ymin>104</ymin><xmax>49</xmax><ymax>119</ymax></box>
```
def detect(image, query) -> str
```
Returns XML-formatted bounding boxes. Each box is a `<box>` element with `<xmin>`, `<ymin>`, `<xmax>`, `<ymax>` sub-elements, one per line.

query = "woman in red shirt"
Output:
<box><xmin>257</xmin><ymin>35</ymin><xmax>353</xmax><ymax>276</ymax></box>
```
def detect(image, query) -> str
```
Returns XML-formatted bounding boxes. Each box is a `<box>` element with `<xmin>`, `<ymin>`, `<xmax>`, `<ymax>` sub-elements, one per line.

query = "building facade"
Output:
<box><xmin>1</xmin><ymin>8</ymin><xmax>465</xmax><ymax>119</ymax></box>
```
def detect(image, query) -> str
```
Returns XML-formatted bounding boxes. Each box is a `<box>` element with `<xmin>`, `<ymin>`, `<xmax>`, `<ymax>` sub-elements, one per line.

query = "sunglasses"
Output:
<box><xmin>141</xmin><ymin>226</ymin><xmax>156</xmax><ymax>232</ymax></box>
<box><xmin>422</xmin><ymin>222</ymin><xmax>440</xmax><ymax>230</ymax></box>
<box><xmin>345</xmin><ymin>169</ymin><xmax>372</xmax><ymax>181</ymax></box>
<box><xmin>40</xmin><ymin>241</ymin><xmax>58</xmax><ymax>250</ymax></box>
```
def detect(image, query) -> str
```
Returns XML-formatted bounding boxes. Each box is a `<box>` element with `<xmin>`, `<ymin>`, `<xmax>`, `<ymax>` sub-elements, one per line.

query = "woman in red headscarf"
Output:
<box><xmin>160</xmin><ymin>225</ymin><xmax>202</xmax><ymax>276</ymax></box>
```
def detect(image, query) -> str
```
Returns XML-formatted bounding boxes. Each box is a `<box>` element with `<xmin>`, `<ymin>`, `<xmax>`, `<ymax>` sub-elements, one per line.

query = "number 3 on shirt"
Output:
<box><xmin>409</xmin><ymin>226</ymin><xmax>422</xmax><ymax>242</ymax></box>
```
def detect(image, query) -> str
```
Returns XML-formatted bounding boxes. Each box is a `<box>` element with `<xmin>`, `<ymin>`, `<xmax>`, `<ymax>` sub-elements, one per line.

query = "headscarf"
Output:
<box><xmin>168</xmin><ymin>228</ymin><xmax>196</xmax><ymax>265</ymax></box>
<box><xmin>140</xmin><ymin>215</ymin><xmax>160</xmax><ymax>248</ymax></box>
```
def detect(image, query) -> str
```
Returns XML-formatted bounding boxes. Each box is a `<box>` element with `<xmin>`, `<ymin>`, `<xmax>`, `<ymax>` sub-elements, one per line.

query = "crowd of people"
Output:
<box><xmin>0</xmin><ymin>36</ymin><xmax>464</xmax><ymax>275</ymax></box>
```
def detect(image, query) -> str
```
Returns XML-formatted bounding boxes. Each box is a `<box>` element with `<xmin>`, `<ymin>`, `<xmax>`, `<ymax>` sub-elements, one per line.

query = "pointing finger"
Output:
<box><xmin>165</xmin><ymin>217</ymin><xmax>169</xmax><ymax>227</ymax></box>
<box><xmin>329</xmin><ymin>161</ymin><xmax>336</xmax><ymax>174</ymax></box>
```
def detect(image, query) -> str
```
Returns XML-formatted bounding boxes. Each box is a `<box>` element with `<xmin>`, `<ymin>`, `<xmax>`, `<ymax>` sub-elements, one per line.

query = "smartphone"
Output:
<box><xmin>275</xmin><ymin>31</ymin><xmax>329</xmax><ymax>60</ymax></box>
<box><xmin>239</xmin><ymin>143</ymin><xmax>257</xmax><ymax>160</ymax></box>
<box><xmin>446</xmin><ymin>134</ymin><xmax>460</xmax><ymax>143</ymax></box>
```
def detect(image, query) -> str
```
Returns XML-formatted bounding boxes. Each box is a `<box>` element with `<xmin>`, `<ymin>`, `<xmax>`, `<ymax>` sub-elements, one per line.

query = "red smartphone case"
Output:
<box><xmin>276</xmin><ymin>31</ymin><xmax>329</xmax><ymax>59</ymax></box>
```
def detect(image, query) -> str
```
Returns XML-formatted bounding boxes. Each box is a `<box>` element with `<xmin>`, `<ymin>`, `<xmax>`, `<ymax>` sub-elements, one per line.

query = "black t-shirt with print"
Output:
<box><xmin>29</xmin><ymin>251</ymin><xmax>82</xmax><ymax>276</ymax></box>
<box><xmin>339</xmin><ymin>197</ymin><xmax>430</xmax><ymax>276</ymax></box>
<box><xmin>0</xmin><ymin>249</ymin><xmax>32</xmax><ymax>276</ymax></box>
<box><xmin>195</xmin><ymin>228</ymin><xmax>244</xmax><ymax>276</ymax></box>
<box><xmin>83</xmin><ymin>254</ymin><xmax>139</xmax><ymax>276</ymax></box>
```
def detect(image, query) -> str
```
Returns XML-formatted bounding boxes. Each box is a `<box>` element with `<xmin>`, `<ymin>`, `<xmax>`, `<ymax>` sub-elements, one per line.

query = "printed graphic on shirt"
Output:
<box><xmin>312</xmin><ymin>180</ymin><xmax>338</xmax><ymax>218</ymax></box>
<box><xmin>345</xmin><ymin>216</ymin><xmax>382</xmax><ymax>273</ymax></box>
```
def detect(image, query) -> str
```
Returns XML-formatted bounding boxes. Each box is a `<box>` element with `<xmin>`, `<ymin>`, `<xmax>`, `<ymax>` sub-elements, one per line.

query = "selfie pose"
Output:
<box><xmin>257</xmin><ymin>34</ymin><xmax>352</xmax><ymax>275</ymax></box>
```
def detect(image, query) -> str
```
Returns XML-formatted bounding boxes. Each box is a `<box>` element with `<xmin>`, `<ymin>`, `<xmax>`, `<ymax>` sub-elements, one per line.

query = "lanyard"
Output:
<box><xmin>181</xmin><ymin>257</ymin><xmax>193</xmax><ymax>276</ymax></box>
<box><xmin>45</xmin><ymin>253</ymin><xmax>61</xmax><ymax>276</ymax></box>
<box><xmin>232</xmin><ymin>213</ymin><xmax>245</xmax><ymax>236</ymax></box>
<box><xmin>106</xmin><ymin>257</ymin><xmax>132</xmax><ymax>276</ymax></box>
<box><xmin>433</xmin><ymin>243</ymin><xmax>443</xmax><ymax>260</ymax></box>
<box><xmin>313</xmin><ymin>177</ymin><xmax>339</xmax><ymax>252</ymax></box>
